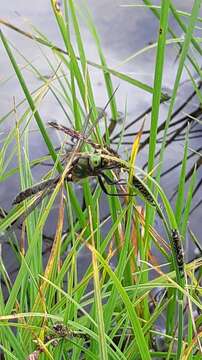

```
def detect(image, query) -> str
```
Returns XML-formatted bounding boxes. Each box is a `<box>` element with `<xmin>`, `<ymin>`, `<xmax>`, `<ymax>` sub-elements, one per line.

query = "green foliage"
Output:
<box><xmin>0</xmin><ymin>1</ymin><xmax>201</xmax><ymax>359</ymax></box>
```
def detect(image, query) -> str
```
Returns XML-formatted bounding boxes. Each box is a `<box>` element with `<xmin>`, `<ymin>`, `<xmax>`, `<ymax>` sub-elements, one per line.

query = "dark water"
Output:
<box><xmin>0</xmin><ymin>1</ymin><xmax>201</xmax><ymax>287</ymax></box>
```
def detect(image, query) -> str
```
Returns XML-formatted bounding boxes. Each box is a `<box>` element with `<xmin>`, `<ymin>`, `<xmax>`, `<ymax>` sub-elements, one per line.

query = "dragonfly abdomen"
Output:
<box><xmin>171</xmin><ymin>229</ymin><xmax>184</xmax><ymax>276</ymax></box>
<box><xmin>12</xmin><ymin>178</ymin><xmax>58</xmax><ymax>205</ymax></box>
<box><xmin>132</xmin><ymin>176</ymin><xmax>156</xmax><ymax>207</ymax></box>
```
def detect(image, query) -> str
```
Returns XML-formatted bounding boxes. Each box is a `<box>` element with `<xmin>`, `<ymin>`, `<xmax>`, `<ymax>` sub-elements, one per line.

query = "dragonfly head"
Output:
<box><xmin>89</xmin><ymin>154</ymin><xmax>102</xmax><ymax>171</ymax></box>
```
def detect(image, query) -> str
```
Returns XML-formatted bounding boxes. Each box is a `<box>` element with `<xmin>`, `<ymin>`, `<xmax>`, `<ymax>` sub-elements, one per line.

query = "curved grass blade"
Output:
<box><xmin>86</xmin><ymin>243</ymin><xmax>151</xmax><ymax>360</ymax></box>
<box><xmin>0</xmin><ymin>29</ymin><xmax>61</xmax><ymax>170</ymax></box>
<box><xmin>0</xmin><ymin>19</ymin><xmax>168</xmax><ymax>99</ymax></box>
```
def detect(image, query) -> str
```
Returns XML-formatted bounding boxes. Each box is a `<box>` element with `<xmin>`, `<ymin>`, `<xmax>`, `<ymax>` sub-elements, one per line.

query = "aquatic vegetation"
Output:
<box><xmin>0</xmin><ymin>1</ymin><xmax>201</xmax><ymax>359</ymax></box>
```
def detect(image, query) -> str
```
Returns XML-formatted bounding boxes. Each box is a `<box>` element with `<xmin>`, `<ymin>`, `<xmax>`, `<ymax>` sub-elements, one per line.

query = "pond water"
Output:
<box><xmin>0</xmin><ymin>1</ymin><xmax>201</xmax><ymax>286</ymax></box>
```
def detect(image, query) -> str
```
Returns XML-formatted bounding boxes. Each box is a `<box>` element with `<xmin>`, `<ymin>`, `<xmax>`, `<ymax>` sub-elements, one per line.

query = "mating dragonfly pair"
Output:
<box><xmin>13</xmin><ymin>121</ymin><xmax>161</xmax><ymax>220</ymax></box>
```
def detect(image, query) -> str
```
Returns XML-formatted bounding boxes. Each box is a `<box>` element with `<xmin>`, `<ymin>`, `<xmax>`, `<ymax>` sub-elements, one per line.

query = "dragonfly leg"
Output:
<box><xmin>98</xmin><ymin>175</ymin><xmax>132</xmax><ymax>197</ymax></box>
<box><xmin>98</xmin><ymin>175</ymin><xmax>163</xmax><ymax>219</ymax></box>
<box><xmin>100</xmin><ymin>172</ymin><xmax>127</xmax><ymax>186</ymax></box>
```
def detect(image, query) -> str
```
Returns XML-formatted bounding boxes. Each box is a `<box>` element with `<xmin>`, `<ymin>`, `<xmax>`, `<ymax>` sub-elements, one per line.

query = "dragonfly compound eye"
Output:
<box><xmin>89</xmin><ymin>155</ymin><xmax>102</xmax><ymax>170</ymax></box>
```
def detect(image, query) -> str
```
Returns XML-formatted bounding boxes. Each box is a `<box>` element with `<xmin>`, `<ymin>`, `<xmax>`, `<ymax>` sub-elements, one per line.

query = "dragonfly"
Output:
<box><xmin>12</xmin><ymin>121</ymin><xmax>162</xmax><ymax>221</ymax></box>
<box><xmin>45</xmin><ymin>323</ymin><xmax>89</xmax><ymax>346</ymax></box>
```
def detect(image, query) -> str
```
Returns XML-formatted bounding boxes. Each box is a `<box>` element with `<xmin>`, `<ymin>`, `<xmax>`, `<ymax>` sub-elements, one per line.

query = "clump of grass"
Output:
<box><xmin>0</xmin><ymin>1</ymin><xmax>202</xmax><ymax>359</ymax></box>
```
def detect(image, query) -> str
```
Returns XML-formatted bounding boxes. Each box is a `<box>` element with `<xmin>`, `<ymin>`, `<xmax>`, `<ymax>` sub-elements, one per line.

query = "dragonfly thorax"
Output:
<box><xmin>71</xmin><ymin>153</ymin><xmax>106</xmax><ymax>181</ymax></box>
<box><xmin>71</xmin><ymin>156</ymin><xmax>97</xmax><ymax>181</ymax></box>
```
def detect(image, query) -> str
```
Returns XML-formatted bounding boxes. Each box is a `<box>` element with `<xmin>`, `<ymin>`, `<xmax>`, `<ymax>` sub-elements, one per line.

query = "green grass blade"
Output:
<box><xmin>0</xmin><ymin>30</ymin><xmax>60</xmax><ymax>169</ymax></box>
<box><xmin>0</xmin><ymin>19</ymin><xmax>169</xmax><ymax>99</ymax></box>
<box><xmin>87</xmin><ymin>244</ymin><xmax>151</xmax><ymax>360</ymax></box>
<box><xmin>170</xmin><ymin>1</ymin><xmax>202</xmax><ymax>57</ymax></box>
<box><xmin>175</xmin><ymin>126</ymin><xmax>189</xmax><ymax>226</ymax></box>
<box><xmin>155</xmin><ymin>0</ymin><xmax>201</xmax><ymax>197</ymax></box>
<box><xmin>181</xmin><ymin>167</ymin><xmax>197</xmax><ymax>239</ymax></box>
<box><xmin>142</xmin><ymin>0</ymin><xmax>202</xmax><ymax>77</ymax></box>
<box><xmin>147</xmin><ymin>0</ymin><xmax>170</xmax><ymax>175</ymax></box>
<box><xmin>80</xmin><ymin>4</ymin><xmax>118</xmax><ymax>120</ymax></box>
<box><xmin>89</xmin><ymin>208</ymin><xmax>108</xmax><ymax>360</ymax></box>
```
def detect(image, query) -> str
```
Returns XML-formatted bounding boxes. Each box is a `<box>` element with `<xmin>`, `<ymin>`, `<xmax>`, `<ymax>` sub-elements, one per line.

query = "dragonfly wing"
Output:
<box><xmin>48</xmin><ymin>121</ymin><xmax>101</xmax><ymax>151</ymax></box>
